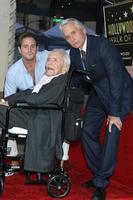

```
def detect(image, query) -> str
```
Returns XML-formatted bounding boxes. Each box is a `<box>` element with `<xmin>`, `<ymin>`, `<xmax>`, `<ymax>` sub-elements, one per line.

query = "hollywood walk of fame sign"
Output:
<box><xmin>103</xmin><ymin>0</ymin><xmax>133</xmax><ymax>66</ymax></box>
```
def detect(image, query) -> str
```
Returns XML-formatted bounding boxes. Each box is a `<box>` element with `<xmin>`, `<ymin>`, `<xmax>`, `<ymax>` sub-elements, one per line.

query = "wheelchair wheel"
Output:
<box><xmin>0</xmin><ymin>176</ymin><xmax>4</xmax><ymax>195</ymax></box>
<box><xmin>47</xmin><ymin>174</ymin><xmax>71</xmax><ymax>198</ymax></box>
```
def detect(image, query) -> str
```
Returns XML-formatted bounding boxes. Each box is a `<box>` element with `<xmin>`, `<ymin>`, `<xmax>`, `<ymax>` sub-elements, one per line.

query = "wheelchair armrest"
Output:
<box><xmin>10</xmin><ymin>102</ymin><xmax>63</xmax><ymax>110</ymax></box>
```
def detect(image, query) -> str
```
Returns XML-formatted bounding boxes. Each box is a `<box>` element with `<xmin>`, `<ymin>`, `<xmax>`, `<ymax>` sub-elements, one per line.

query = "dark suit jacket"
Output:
<box><xmin>70</xmin><ymin>35</ymin><xmax>133</xmax><ymax>117</ymax></box>
<box><xmin>6</xmin><ymin>74</ymin><xmax>68</xmax><ymax>173</ymax></box>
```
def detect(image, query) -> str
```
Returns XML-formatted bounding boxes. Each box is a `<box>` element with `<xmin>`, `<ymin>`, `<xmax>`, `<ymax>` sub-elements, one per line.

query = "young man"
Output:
<box><xmin>0</xmin><ymin>49</ymin><xmax>70</xmax><ymax>173</ymax></box>
<box><xmin>4</xmin><ymin>32</ymin><xmax>49</xmax><ymax>170</ymax></box>
<box><xmin>4</xmin><ymin>32</ymin><xmax>49</xmax><ymax>97</ymax></box>
<box><xmin>60</xmin><ymin>18</ymin><xmax>133</xmax><ymax>200</ymax></box>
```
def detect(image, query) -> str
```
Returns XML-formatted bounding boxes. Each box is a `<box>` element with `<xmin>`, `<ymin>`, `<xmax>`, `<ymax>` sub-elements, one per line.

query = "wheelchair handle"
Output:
<box><xmin>72</xmin><ymin>69</ymin><xmax>90</xmax><ymax>76</ymax></box>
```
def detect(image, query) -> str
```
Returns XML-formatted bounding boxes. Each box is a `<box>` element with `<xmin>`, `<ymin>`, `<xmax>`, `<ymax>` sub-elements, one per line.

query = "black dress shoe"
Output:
<box><xmin>91</xmin><ymin>187</ymin><xmax>106</xmax><ymax>200</ymax></box>
<box><xmin>81</xmin><ymin>179</ymin><xmax>95</xmax><ymax>189</ymax></box>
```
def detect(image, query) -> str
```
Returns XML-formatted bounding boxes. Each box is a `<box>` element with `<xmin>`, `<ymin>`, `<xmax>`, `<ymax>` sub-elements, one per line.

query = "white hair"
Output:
<box><xmin>60</xmin><ymin>18</ymin><xmax>86</xmax><ymax>33</ymax></box>
<box><xmin>49</xmin><ymin>49</ymin><xmax>70</xmax><ymax>73</ymax></box>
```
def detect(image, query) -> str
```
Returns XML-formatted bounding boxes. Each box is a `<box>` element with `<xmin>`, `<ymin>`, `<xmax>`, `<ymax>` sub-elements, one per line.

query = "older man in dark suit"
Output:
<box><xmin>60</xmin><ymin>18</ymin><xmax>133</xmax><ymax>200</ymax></box>
<box><xmin>0</xmin><ymin>49</ymin><xmax>70</xmax><ymax>173</ymax></box>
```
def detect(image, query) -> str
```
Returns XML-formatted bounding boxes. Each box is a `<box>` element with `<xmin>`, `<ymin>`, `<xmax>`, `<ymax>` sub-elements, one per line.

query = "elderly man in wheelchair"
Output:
<box><xmin>0</xmin><ymin>49</ymin><xmax>73</xmax><ymax>197</ymax></box>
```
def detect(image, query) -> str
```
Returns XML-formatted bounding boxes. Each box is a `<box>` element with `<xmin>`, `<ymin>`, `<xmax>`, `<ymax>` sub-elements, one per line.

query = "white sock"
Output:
<box><xmin>62</xmin><ymin>141</ymin><xmax>70</xmax><ymax>160</ymax></box>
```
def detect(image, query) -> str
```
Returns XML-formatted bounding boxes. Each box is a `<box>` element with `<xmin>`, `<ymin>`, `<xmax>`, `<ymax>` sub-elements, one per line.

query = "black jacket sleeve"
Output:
<box><xmin>6</xmin><ymin>74</ymin><xmax>67</xmax><ymax>106</ymax></box>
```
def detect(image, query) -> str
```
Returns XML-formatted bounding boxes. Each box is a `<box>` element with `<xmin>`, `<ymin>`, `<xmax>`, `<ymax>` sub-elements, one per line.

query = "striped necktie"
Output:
<box><xmin>80</xmin><ymin>50</ymin><xmax>86</xmax><ymax>70</ymax></box>
<box><xmin>80</xmin><ymin>50</ymin><xmax>91</xmax><ymax>81</ymax></box>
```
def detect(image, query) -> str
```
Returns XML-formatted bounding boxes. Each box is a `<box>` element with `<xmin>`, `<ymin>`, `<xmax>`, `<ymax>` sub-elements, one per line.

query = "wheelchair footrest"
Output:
<box><xmin>5</xmin><ymin>165</ymin><xmax>21</xmax><ymax>173</ymax></box>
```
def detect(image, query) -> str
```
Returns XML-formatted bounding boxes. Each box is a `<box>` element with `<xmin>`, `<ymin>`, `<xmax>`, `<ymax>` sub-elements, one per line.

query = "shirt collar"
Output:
<box><xmin>43</xmin><ymin>73</ymin><xmax>62</xmax><ymax>80</ymax></box>
<box><xmin>79</xmin><ymin>36</ymin><xmax>87</xmax><ymax>53</ymax></box>
<box><xmin>36</xmin><ymin>52</ymin><xmax>40</xmax><ymax>62</ymax></box>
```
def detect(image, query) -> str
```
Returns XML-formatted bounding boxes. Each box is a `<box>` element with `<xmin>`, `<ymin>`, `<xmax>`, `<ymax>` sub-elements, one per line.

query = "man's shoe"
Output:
<box><xmin>91</xmin><ymin>187</ymin><xmax>106</xmax><ymax>200</ymax></box>
<box><xmin>81</xmin><ymin>179</ymin><xmax>95</xmax><ymax>189</ymax></box>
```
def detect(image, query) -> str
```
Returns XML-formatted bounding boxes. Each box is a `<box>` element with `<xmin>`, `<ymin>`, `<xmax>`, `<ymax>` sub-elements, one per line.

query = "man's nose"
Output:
<box><xmin>70</xmin><ymin>36</ymin><xmax>75</xmax><ymax>43</ymax></box>
<box><xmin>28</xmin><ymin>46</ymin><xmax>32</xmax><ymax>52</ymax></box>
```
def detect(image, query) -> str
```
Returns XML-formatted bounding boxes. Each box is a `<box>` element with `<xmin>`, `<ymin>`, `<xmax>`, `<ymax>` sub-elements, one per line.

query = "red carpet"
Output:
<box><xmin>1</xmin><ymin>113</ymin><xmax>133</xmax><ymax>200</ymax></box>
<box><xmin>2</xmin><ymin>145</ymin><xmax>133</xmax><ymax>200</ymax></box>
<box><xmin>2</xmin><ymin>159</ymin><xmax>133</xmax><ymax>200</ymax></box>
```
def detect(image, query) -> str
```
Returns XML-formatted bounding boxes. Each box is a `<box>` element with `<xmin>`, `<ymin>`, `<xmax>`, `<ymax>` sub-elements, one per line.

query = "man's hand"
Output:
<box><xmin>106</xmin><ymin>115</ymin><xmax>122</xmax><ymax>133</ymax></box>
<box><xmin>0</xmin><ymin>99</ymin><xmax>9</xmax><ymax>106</ymax></box>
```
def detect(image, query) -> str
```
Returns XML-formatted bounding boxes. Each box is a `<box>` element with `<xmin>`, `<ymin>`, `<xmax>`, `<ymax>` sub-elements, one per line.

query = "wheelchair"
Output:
<box><xmin>0</xmin><ymin>69</ymin><xmax>88</xmax><ymax>197</ymax></box>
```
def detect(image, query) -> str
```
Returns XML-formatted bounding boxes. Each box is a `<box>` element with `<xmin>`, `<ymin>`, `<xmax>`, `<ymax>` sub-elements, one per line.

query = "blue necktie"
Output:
<box><xmin>80</xmin><ymin>50</ymin><xmax>86</xmax><ymax>70</ymax></box>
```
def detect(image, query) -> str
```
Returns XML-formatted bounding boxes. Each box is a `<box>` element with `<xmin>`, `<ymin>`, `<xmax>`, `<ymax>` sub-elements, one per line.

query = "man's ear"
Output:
<box><xmin>18</xmin><ymin>47</ymin><xmax>21</xmax><ymax>54</ymax></box>
<box><xmin>62</xmin><ymin>66</ymin><xmax>67</xmax><ymax>74</ymax></box>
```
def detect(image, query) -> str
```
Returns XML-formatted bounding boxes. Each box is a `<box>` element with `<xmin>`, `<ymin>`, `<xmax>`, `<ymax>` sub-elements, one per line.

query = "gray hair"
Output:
<box><xmin>60</xmin><ymin>18</ymin><xmax>86</xmax><ymax>33</ymax></box>
<box><xmin>49</xmin><ymin>49</ymin><xmax>70</xmax><ymax>73</ymax></box>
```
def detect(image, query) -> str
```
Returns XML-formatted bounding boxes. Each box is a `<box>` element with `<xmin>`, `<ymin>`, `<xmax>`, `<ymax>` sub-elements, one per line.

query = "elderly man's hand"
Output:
<box><xmin>107</xmin><ymin>115</ymin><xmax>122</xmax><ymax>133</ymax></box>
<box><xmin>0</xmin><ymin>99</ymin><xmax>9</xmax><ymax>106</ymax></box>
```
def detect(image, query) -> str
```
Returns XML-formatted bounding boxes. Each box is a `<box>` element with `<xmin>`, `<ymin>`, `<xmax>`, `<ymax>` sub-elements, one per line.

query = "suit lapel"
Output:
<box><xmin>76</xmin><ymin>49</ymin><xmax>83</xmax><ymax>69</ymax></box>
<box><xmin>86</xmin><ymin>35</ymin><xmax>93</xmax><ymax>69</ymax></box>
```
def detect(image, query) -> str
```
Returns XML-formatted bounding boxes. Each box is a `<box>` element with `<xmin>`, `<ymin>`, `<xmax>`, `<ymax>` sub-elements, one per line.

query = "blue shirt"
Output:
<box><xmin>4</xmin><ymin>50</ymin><xmax>49</xmax><ymax>97</ymax></box>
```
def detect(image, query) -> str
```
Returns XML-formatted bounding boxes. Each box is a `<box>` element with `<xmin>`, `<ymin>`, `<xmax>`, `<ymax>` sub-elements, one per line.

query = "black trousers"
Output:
<box><xmin>81</xmin><ymin>92</ymin><xmax>124</xmax><ymax>188</ymax></box>
<box><xmin>0</xmin><ymin>105</ymin><xmax>28</xmax><ymax>130</ymax></box>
